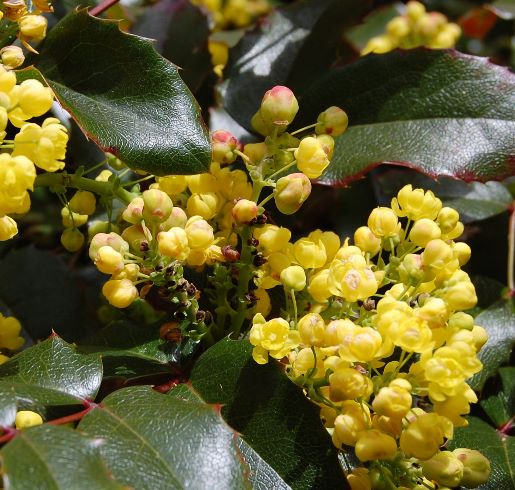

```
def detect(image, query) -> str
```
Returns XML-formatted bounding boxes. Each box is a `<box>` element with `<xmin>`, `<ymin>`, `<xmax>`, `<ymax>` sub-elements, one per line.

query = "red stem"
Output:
<box><xmin>0</xmin><ymin>427</ymin><xmax>18</xmax><ymax>445</ymax></box>
<box><xmin>90</xmin><ymin>0</ymin><xmax>121</xmax><ymax>17</ymax></box>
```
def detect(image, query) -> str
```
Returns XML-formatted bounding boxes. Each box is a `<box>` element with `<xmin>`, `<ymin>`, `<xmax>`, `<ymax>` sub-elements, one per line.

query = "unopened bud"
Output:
<box><xmin>211</xmin><ymin>130</ymin><xmax>239</xmax><ymax>164</ymax></box>
<box><xmin>274</xmin><ymin>172</ymin><xmax>311</xmax><ymax>215</ymax></box>
<box><xmin>69</xmin><ymin>190</ymin><xmax>96</xmax><ymax>216</ymax></box>
<box><xmin>421</xmin><ymin>451</ymin><xmax>464</xmax><ymax>488</ymax></box>
<box><xmin>60</xmin><ymin>228</ymin><xmax>85</xmax><ymax>252</ymax></box>
<box><xmin>121</xmin><ymin>225</ymin><xmax>148</xmax><ymax>253</ymax></box>
<box><xmin>15</xmin><ymin>410</ymin><xmax>43</xmax><ymax>429</ymax></box>
<box><xmin>294</xmin><ymin>137</ymin><xmax>330</xmax><ymax>179</ymax></box>
<box><xmin>102</xmin><ymin>279</ymin><xmax>138</xmax><ymax>308</ymax></box>
<box><xmin>259</xmin><ymin>85</ymin><xmax>299</xmax><ymax>130</ymax></box>
<box><xmin>280</xmin><ymin>265</ymin><xmax>306</xmax><ymax>291</ymax></box>
<box><xmin>142</xmin><ymin>189</ymin><xmax>173</xmax><ymax>223</ymax></box>
<box><xmin>453</xmin><ymin>448</ymin><xmax>491</xmax><ymax>487</ymax></box>
<box><xmin>19</xmin><ymin>14</ymin><xmax>47</xmax><ymax>42</ymax></box>
<box><xmin>243</xmin><ymin>142</ymin><xmax>267</xmax><ymax>164</ymax></box>
<box><xmin>315</xmin><ymin>106</ymin><xmax>348</xmax><ymax>136</ymax></box>
<box><xmin>0</xmin><ymin>45</ymin><xmax>24</xmax><ymax>69</ymax></box>
<box><xmin>298</xmin><ymin>312</ymin><xmax>325</xmax><ymax>346</ymax></box>
<box><xmin>232</xmin><ymin>199</ymin><xmax>259</xmax><ymax>225</ymax></box>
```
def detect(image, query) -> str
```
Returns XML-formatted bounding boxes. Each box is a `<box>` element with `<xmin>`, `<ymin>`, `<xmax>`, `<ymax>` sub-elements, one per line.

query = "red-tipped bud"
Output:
<box><xmin>315</xmin><ymin>106</ymin><xmax>348</xmax><ymax>136</ymax></box>
<box><xmin>232</xmin><ymin>199</ymin><xmax>259</xmax><ymax>225</ymax></box>
<box><xmin>211</xmin><ymin>130</ymin><xmax>240</xmax><ymax>164</ymax></box>
<box><xmin>259</xmin><ymin>86</ymin><xmax>299</xmax><ymax>131</ymax></box>
<box><xmin>142</xmin><ymin>189</ymin><xmax>173</xmax><ymax>223</ymax></box>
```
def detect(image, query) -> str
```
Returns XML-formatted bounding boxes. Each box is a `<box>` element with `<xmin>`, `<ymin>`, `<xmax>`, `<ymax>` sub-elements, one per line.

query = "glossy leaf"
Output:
<box><xmin>0</xmin><ymin>18</ymin><xmax>18</xmax><ymax>50</ymax></box>
<box><xmin>169</xmin><ymin>383</ymin><xmax>291</xmax><ymax>490</ymax></box>
<box><xmin>469</xmin><ymin>299</ymin><xmax>515</xmax><ymax>390</ymax></box>
<box><xmin>133</xmin><ymin>0</ymin><xmax>211</xmax><ymax>92</ymax></box>
<box><xmin>28</xmin><ymin>9</ymin><xmax>211</xmax><ymax>175</ymax></box>
<box><xmin>190</xmin><ymin>339</ymin><xmax>347</xmax><ymax>489</ymax></box>
<box><xmin>1</xmin><ymin>425</ymin><xmax>125</xmax><ymax>490</ymax></box>
<box><xmin>375</xmin><ymin>169</ymin><xmax>513</xmax><ymax>223</ymax></box>
<box><xmin>295</xmin><ymin>49</ymin><xmax>515</xmax><ymax>185</ymax></box>
<box><xmin>0</xmin><ymin>391</ymin><xmax>17</xmax><ymax>427</ymax></box>
<box><xmin>480</xmin><ymin>367</ymin><xmax>515</xmax><ymax>428</ymax></box>
<box><xmin>0</xmin><ymin>336</ymin><xmax>102</xmax><ymax>411</ymax></box>
<box><xmin>221</xmin><ymin>0</ymin><xmax>370</xmax><ymax>127</ymax></box>
<box><xmin>79</xmin><ymin>385</ymin><xmax>249</xmax><ymax>489</ymax></box>
<box><xmin>0</xmin><ymin>246</ymin><xmax>91</xmax><ymax>340</ymax></box>
<box><xmin>449</xmin><ymin>417</ymin><xmax>514</xmax><ymax>490</ymax></box>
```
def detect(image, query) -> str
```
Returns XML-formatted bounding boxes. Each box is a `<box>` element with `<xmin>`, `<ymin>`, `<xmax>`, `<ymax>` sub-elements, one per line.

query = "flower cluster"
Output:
<box><xmin>0</xmin><ymin>0</ymin><xmax>52</xmax><ymax>62</ymax></box>
<box><xmin>0</xmin><ymin>65</ymin><xmax>68</xmax><ymax>241</ymax></box>
<box><xmin>248</xmin><ymin>184</ymin><xmax>490</xmax><ymax>489</ymax></box>
<box><xmin>0</xmin><ymin>313</ymin><xmax>25</xmax><ymax>363</ymax></box>
<box><xmin>362</xmin><ymin>1</ymin><xmax>461</xmax><ymax>55</ymax></box>
<box><xmin>191</xmin><ymin>0</ymin><xmax>270</xmax><ymax>29</ymax></box>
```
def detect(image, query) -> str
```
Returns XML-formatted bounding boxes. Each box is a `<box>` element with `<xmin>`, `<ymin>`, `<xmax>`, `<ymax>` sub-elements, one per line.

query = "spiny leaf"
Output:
<box><xmin>24</xmin><ymin>9</ymin><xmax>211</xmax><ymax>175</ymax></box>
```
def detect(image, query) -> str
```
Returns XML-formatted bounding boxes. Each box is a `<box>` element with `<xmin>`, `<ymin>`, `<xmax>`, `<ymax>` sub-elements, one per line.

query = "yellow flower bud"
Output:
<box><xmin>354</xmin><ymin>226</ymin><xmax>381</xmax><ymax>256</ymax></box>
<box><xmin>368</xmin><ymin>207</ymin><xmax>400</xmax><ymax>238</ymax></box>
<box><xmin>211</xmin><ymin>129</ymin><xmax>239</xmax><ymax>164</ymax></box>
<box><xmin>0</xmin><ymin>313</ymin><xmax>24</xmax><ymax>350</ymax></box>
<box><xmin>95</xmin><ymin>245</ymin><xmax>124</xmax><ymax>275</ymax></box>
<box><xmin>187</xmin><ymin>173</ymin><xmax>219</xmax><ymax>194</ymax></box>
<box><xmin>422</xmin><ymin>238</ymin><xmax>453</xmax><ymax>270</ymax></box>
<box><xmin>254</xmin><ymin>225</ymin><xmax>291</xmax><ymax>254</ymax></box>
<box><xmin>294</xmin><ymin>136</ymin><xmax>330</xmax><ymax>179</ymax></box>
<box><xmin>253</xmin><ymin>288</ymin><xmax>271</xmax><ymax>317</ymax></box>
<box><xmin>409</xmin><ymin>218</ymin><xmax>441</xmax><ymax>247</ymax></box>
<box><xmin>0</xmin><ymin>45</ymin><xmax>24</xmax><ymax>69</ymax></box>
<box><xmin>316</xmin><ymin>134</ymin><xmax>335</xmax><ymax>160</ymax></box>
<box><xmin>372</xmin><ymin>386</ymin><xmax>412</xmax><ymax>418</ymax></box>
<box><xmin>17</xmin><ymin>79</ymin><xmax>53</xmax><ymax>117</ymax></box>
<box><xmin>315</xmin><ymin>106</ymin><xmax>348</xmax><ymax>137</ymax></box>
<box><xmin>392</xmin><ymin>185</ymin><xmax>442</xmax><ymax>220</ymax></box>
<box><xmin>259</xmin><ymin>85</ymin><xmax>299</xmax><ymax>130</ymax></box>
<box><xmin>437</xmin><ymin>207</ymin><xmax>459</xmax><ymax>233</ymax></box>
<box><xmin>61</xmin><ymin>207</ymin><xmax>88</xmax><ymax>228</ymax></box>
<box><xmin>387</xmin><ymin>16</ymin><xmax>410</xmax><ymax>39</ymax></box>
<box><xmin>452</xmin><ymin>241</ymin><xmax>471</xmax><ymax>266</ymax></box>
<box><xmin>185</xmin><ymin>216</ymin><xmax>214</xmax><ymax>250</ymax></box>
<box><xmin>89</xmin><ymin>232</ymin><xmax>128</xmax><ymax>261</ymax></box>
<box><xmin>187</xmin><ymin>192</ymin><xmax>219</xmax><ymax>220</ymax></box>
<box><xmin>102</xmin><ymin>279</ymin><xmax>138</xmax><ymax>308</ymax></box>
<box><xmin>19</xmin><ymin>14</ymin><xmax>47</xmax><ymax>41</ymax></box>
<box><xmin>274</xmin><ymin>173</ymin><xmax>311</xmax><ymax>215</ymax></box>
<box><xmin>328</xmin><ymin>261</ymin><xmax>377</xmax><ymax>302</ymax></box>
<box><xmin>448</xmin><ymin>312</ymin><xmax>474</xmax><ymax>331</ymax></box>
<box><xmin>438</xmin><ymin>271</ymin><xmax>477</xmax><ymax>311</ymax></box>
<box><xmin>112</xmin><ymin>263</ymin><xmax>139</xmax><ymax>282</ymax></box>
<box><xmin>243</xmin><ymin>142</ymin><xmax>268</xmax><ymax>164</ymax></box>
<box><xmin>471</xmin><ymin>325</ymin><xmax>488</xmax><ymax>351</ymax></box>
<box><xmin>355</xmin><ymin>430</ymin><xmax>397</xmax><ymax>462</ymax></box>
<box><xmin>142</xmin><ymin>189</ymin><xmax>173</xmax><ymax>223</ymax></box>
<box><xmin>0</xmin><ymin>64</ymin><xmax>16</xmax><ymax>93</ymax></box>
<box><xmin>298</xmin><ymin>313</ymin><xmax>325</xmax><ymax>346</ymax></box>
<box><xmin>333</xmin><ymin>401</ymin><xmax>371</xmax><ymax>447</ymax></box>
<box><xmin>307</xmin><ymin>269</ymin><xmax>332</xmax><ymax>303</ymax></box>
<box><xmin>156</xmin><ymin>175</ymin><xmax>187</xmax><ymax>195</ymax></box>
<box><xmin>157</xmin><ymin>227</ymin><xmax>190</xmax><ymax>260</ymax></box>
<box><xmin>453</xmin><ymin>448</ymin><xmax>491</xmax><ymax>487</ymax></box>
<box><xmin>346</xmin><ymin>468</ymin><xmax>371</xmax><ymax>490</ymax></box>
<box><xmin>0</xmin><ymin>215</ymin><xmax>18</xmax><ymax>241</ymax></box>
<box><xmin>15</xmin><ymin>410</ymin><xmax>43</xmax><ymax>429</ymax></box>
<box><xmin>160</xmin><ymin>206</ymin><xmax>188</xmax><ymax>230</ymax></box>
<box><xmin>68</xmin><ymin>190</ymin><xmax>96</xmax><ymax>216</ymax></box>
<box><xmin>293</xmin><ymin>238</ymin><xmax>326</xmax><ymax>269</ymax></box>
<box><xmin>361</xmin><ymin>35</ymin><xmax>394</xmax><ymax>55</ymax></box>
<box><xmin>122</xmin><ymin>197</ymin><xmax>144</xmax><ymax>224</ymax></box>
<box><xmin>406</xmin><ymin>1</ymin><xmax>426</xmax><ymax>21</ymax></box>
<box><xmin>421</xmin><ymin>451</ymin><xmax>464</xmax><ymax>487</ymax></box>
<box><xmin>60</xmin><ymin>228</ymin><xmax>85</xmax><ymax>252</ymax></box>
<box><xmin>95</xmin><ymin>169</ymin><xmax>112</xmax><ymax>182</ymax></box>
<box><xmin>280</xmin><ymin>265</ymin><xmax>306</xmax><ymax>291</ymax></box>
<box><xmin>329</xmin><ymin>367</ymin><xmax>372</xmax><ymax>402</ymax></box>
<box><xmin>232</xmin><ymin>199</ymin><xmax>259</xmax><ymax>224</ymax></box>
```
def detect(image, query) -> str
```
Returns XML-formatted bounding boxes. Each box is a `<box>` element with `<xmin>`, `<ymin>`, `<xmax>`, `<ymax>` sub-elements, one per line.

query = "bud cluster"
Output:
<box><xmin>362</xmin><ymin>1</ymin><xmax>462</xmax><ymax>55</ymax></box>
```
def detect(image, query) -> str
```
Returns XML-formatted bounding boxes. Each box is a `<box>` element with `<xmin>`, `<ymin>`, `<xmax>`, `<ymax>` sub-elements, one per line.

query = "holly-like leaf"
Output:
<box><xmin>190</xmin><ymin>339</ymin><xmax>347</xmax><ymax>489</ymax></box>
<box><xmin>169</xmin><ymin>383</ymin><xmax>291</xmax><ymax>490</ymax></box>
<box><xmin>79</xmin><ymin>385</ymin><xmax>249</xmax><ymax>489</ymax></box>
<box><xmin>449</xmin><ymin>417</ymin><xmax>514</xmax><ymax>490</ymax></box>
<box><xmin>0</xmin><ymin>246</ymin><xmax>92</xmax><ymax>341</ymax></box>
<box><xmin>0</xmin><ymin>336</ymin><xmax>102</xmax><ymax>411</ymax></box>
<box><xmin>480</xmin><ymin>367</ymin><xmax>515</xmax><ymax>428</ymax></box>
<box><xmin>24</xmin><ymin>9</ymin><xmax>210</xmax><ymax>175</ymax></box>
<box><xmin>220</xmin><ymin>0</ymin><xmax>370</xmax><ymax>127</ymax></box>
<box><xmin>1</xmin><ymin>425</ymin><xmax>125</xmax><ymax>489</ymax></box>
<box><xmin>375</xmin><ymin>169</ymin><xmax>513</xmax><ymax>223</ymax></box>
<box><xmin>133</xmin><ymin>0</ymin><xmax>211</xmax><ymax>93</ymax></box>
<box><xmin>295</xmin><ymin>49</ymin><xmax>515</xmax><ymax>185</ymax></box>
<box><xmin>469</xmin><ymin>299</ymin><xmax>515</xmax><ymax>390</ymax></box>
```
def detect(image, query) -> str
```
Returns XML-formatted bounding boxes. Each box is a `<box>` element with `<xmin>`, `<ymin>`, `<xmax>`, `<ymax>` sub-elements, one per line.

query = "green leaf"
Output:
<box><xmin>190</xmin><ymin>339</ymin><xmax>347</xmax><ymax>490</ymax></box>
<box><xmin>0</xmin><ymin>18</ymin><xmax>19</xmax><ymax>50</ymax></box>
<box><xmin>221</xmin><ymin>0</ymin><xmax>370</xmax><ymax>127</ymax></box>
<box><xmin>133</xmin><ymin>0</ymin><xmax>211</xmax><ymax>93</ymax></box>
<box><xmin>469</xmin><ymin>299</ymin><xmax>515</xmax><ymax>390</ymax></box>
<box><xmin>0</xmin><ymin>391</ymin><xmax>17</xmax><ymax>427</ymax></box>
<box><xmin>0</xmin><ymin>246</ymin><xmax>95</xmax><ymax>341</ymax></box>
<box><xmin>488</xmin><ymin>0</ymin><xmax>515</xmax><ymax>20</ymax></box>
<box><xmin>480</xmin><ymin>367</ymin><xmax>515</xmax><ymax>428</ymax></box>
<box><xmin>26</xmin><ymin>9</ymin><xmax>210</xmax><ymax>175</ymax></box>
<box><xmin>169</xmin><ymin>383</ymin><xmax>292</xmax><ymax>490</ymax></box>
<box><xmin>1</xmin><ymin>424</ymin><xmax>125</xmax><ymax>490</ymax></box>
<box><xmin>449</xmin><ymin>417</ymin><xmax>514</xmax><ymax>490</ymax></box>
<box><xmin>296</xmin><ymin>49</ymin><xmax>515</xmax><ymax>185</ymax></box>
<box><xmin>79</xmin><ymin>385</ymin><xmax>249</xmax><ymax>489</ymax></box>
<box><xmin>375</xmin><ymin>169</ymin><xmax>513</xmax><ymax>223</ymax></box>
<box><xmin>0</xmin><ymin>336</ymin><xmax>102</xmax><ymax>411</ymax></box>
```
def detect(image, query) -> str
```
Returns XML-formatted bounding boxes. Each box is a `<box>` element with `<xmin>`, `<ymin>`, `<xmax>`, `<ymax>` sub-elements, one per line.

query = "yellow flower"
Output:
<box><xmin>102</xmin><ymin>279</ymin><xmax>138</xmax><ymax>308</ymax></box>
<box><xmin>329</xmin><ymin>366</ymin><xmax>373</xmax><ymax>402</ymax></box>
<box><xmin>0</xmin><ymin>313</ymin><xmax>24</xmax><ymax>350</ymax></box>
<box><xmin>391</xmin><ymin>185</ymin><xmax>442</xmax><ymax>220</ymax></box>
<box><xmin>184</xmin><ymin>216</ymin><xmax>214</xmax><ymax>250</ymax></box>
<box><xmin>368</xmin><ymin>207</ymin><xmax>401</xmax><ymax>238</ymax></box>
<box><xmin>157</xmin><ymin>227</ymin><xmax>190</xmax><ymax>261</ymax></box>
<box><xmin>253</xmin><ymin>225</ymin><xmax>291</xmax><ymax>254</ymax></box>
<box><xmin>294</xmin><ymin>137</ymin><xmax>330</xmax><ymax>179</ymax></box>
<box><xmin>13</xmin><ymin>118</ymin><xmax>68</xmax><ymax>172</ymax></box>
<box><xmin>355</xmin><ymin>429</ymin><xmax>397</xmax><ymax>462</ymax></box>
<box><xmin>333</xmin><ymin>401</ymin><xmax>371</xmax><ymax>447</ymax></box>
<box><xmin>187</xmin><ymin>192</ymin><xmax>220</xmax><ymax>220</ymax></box>
<box><xmin>94</xmin><ymin>246</ymin><xmax>125</xmax><ymax>275</ymax></box>
<box><xmin>372</xmin><ymin>385</ymin><xmax>412</xmax><ymax>418</ymax></box>
<box><xmin>0</xmin><ymin>153</ymin><xmax>35</xmax><ymax>215</ymax></box>
<box><xmin>293</xmin><ymin>237</ymin><xmax>326</xmax><ymax>269</ymax></box>
<box><xmin>298</xmin><ymin>313</ymin><xmax>325</xmax><ymax>347</ymax></box>
<box><xmin>328</xmin><ymin>258</ymin><xmax>377</xmax><ymax>302</ymax></box>
<box><xmin>0</xmin><ymin>215</ymin><xmax>18</xmax><ymax>240</ymax></box>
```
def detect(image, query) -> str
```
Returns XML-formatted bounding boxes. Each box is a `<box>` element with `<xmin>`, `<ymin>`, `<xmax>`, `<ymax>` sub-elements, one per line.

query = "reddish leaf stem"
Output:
<box><xmin>48</xmin><ymin>400</ymin><xmax>98</xmax><ymax>426</ymax></box>
<box><xmin>500</xmin><ymin>415</ymin><xmax>514</xmax><ymax>436</ymax></box>
<box><xmin>0</xmin><ymin>427</ymin><xmax>18</xmax><ymax>445</ymax></box>
<box><xmin>508</xmin><ymin>202</ymin><xmax>515</xmax><ymax>298</ymax></box>
<box><xmin>90</xmin><ymin>0</ymin><xmax>121</xmax><ymax>17</ymax></box>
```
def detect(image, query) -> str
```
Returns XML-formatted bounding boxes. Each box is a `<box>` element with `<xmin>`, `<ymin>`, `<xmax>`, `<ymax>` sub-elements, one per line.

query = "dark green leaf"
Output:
<box><xmin>221</xmin><ymin>0</ymin><xmax>370</xmax><ymax>127</ymax></box>
<box><xmin>79</xmin><ymin>385</ymin><xmax>249</xmax><ymax>489</ymax></box>
<box><xmin>0</xmin><ymin>391</ymin><xmax>17</xmax><ymax>427</ymax></box>
<box><xmin>449</xmin><ymin>417</ymin><xmax>514</xmax><ymax>490</ymax></box>
<box><xmin>296</xmin><ymin>49</ymin><xmax>515</xmax><ymax>185</ymax></box>
<box><xmin>480</xmin><ymin>367</ymin><xmax>515</xmax><ymax>428</ymax></box>
<box><xmin>1</xmin><ymin>424</ymin><xmax>125</xmax><ymax>490</ymax></box>
<box><xmin>133</xmin><ymin>0</ymin><xmax>211</xmax><ymax>93</ymax></box>
<box><xmin>469</xmin><ymin>299</ymin><xmax>515</xmax><ymax>390</ymax></box>
<box><xmin>0</xmin><ymin>19</ymin><xmax>19</xmax><ymax>50</ymax></box>
<box><xmin>169</xmin><ymin>383</ymin><xmax>291</xmax><ymax>490</ymax></box>
<box><xmin>190</xmin><ymin>339</ymin><xmax>347</xmax><ymax>490</ymax></box>
<box><xmin>0</xmin><ymin>336</ymin><xmax>102</xmax><ymax>410</ymax></box>
<box><xmin>28</xmin><ymin>9</ymin><xmax>210</xmax><ymax>175</ymax></box>
<box><xmin>375</xmin><ymin>169</ymin><xmax>513</xmax><ymax>223</ymax></box>
<box><xmin>0</xmin><ymin>246</ymin><xmax>93</xmax><ymax>341</ymax></box>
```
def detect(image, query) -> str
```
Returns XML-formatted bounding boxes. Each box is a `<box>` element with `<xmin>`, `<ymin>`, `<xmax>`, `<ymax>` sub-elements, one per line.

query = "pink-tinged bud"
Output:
<box><xmin>211</xmin><ymin>130</ymin><xmax>240</xmax><ymax>165</ymax></box>
<box><xmin>274</xmin><ymin>173</ymin><xmax>311</xmax><ymax>215</ymax></box>
<box><xmin>315</xmin><ymin>106</ymin><xmax>348</xmax><ymax>136</ymax></box>
<box><xmin>122</xmin><ymin>197</ymin><xmax>144</xmax><ymax>224</ymax></box>
<box><xmin>142</xmin><ymin>189</ymin><xmax>173</xmax><ymax>223</ymax></box>
<box><xmin>232</xmin><ymin>199</ymin><xmax>259</xmax><ymax>225</ymax></box>
<box><xmin>121</xmin><ymin>225</ymin><xmax>148</xmax><ymax>253</ymax></box>
<box><xmin>259</xmin><ymin>86</ymin><xmax>299</xmax><ymax>131</ymax></box>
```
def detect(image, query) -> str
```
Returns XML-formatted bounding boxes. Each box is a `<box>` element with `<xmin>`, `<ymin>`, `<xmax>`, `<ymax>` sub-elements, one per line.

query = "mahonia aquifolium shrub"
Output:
<box><xmin>0</xmin><ymin>76</ymin><xmax>491</xmax><ymax>488</ymax></box>
<box><xmin>362</xmin><ymin>1</ymin><xmax>461</xmax><ymax>55</ymax></box>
